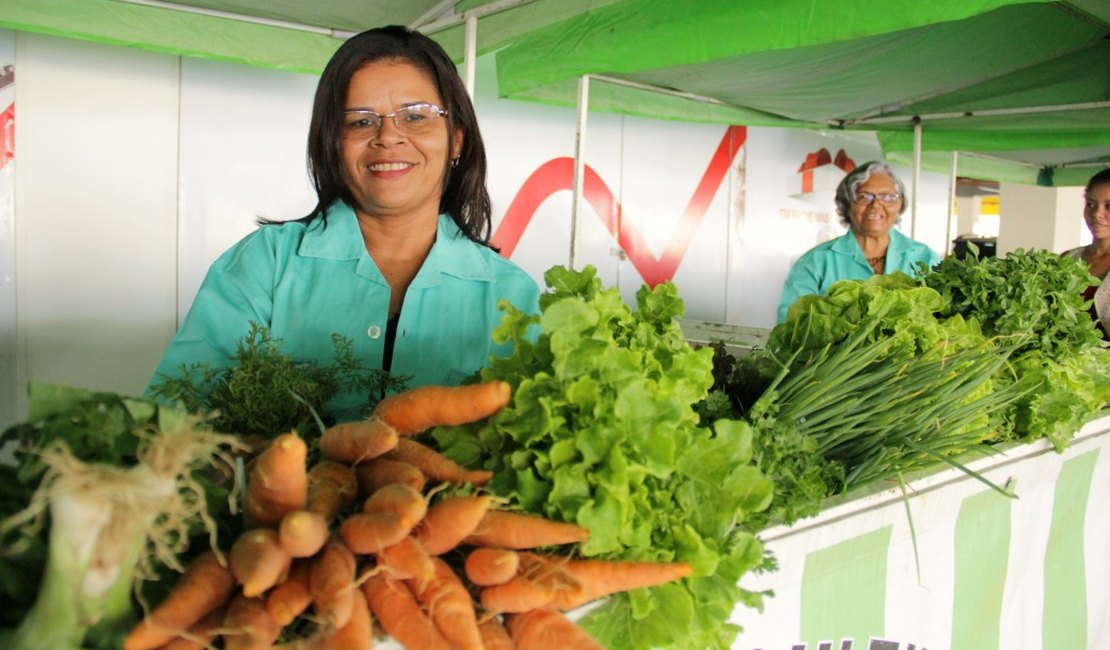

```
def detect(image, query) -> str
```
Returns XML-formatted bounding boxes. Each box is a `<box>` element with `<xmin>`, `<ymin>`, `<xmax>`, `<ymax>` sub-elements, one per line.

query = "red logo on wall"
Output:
<box><xmin>492</xmin><ymin>125</ymin><xmax>747</xmax><ymax>287</ymax></box>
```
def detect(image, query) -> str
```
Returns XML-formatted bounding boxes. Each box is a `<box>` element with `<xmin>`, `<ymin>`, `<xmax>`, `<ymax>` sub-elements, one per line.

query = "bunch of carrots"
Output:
<box><xmin>123</xmin><ymin>380</ymin><xmax>693</xmax><ymax>650</ymax></box>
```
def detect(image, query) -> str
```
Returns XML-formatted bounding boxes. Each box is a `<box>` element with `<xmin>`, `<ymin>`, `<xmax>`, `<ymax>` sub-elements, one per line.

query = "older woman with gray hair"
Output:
<box><xmin>777</xmin><ymin>160</ymin><xmax>941</xmax><ymax>322</ymax></box>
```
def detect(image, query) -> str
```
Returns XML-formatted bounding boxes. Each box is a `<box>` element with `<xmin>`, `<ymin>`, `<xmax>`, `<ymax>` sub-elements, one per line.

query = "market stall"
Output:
<box><xmin>733</xmin><ymin>412</ymin><xmax>1110</xmax><ymax>650</ymax></box>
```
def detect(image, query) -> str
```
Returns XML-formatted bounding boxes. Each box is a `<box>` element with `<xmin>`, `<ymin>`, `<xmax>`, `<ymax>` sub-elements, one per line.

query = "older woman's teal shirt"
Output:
<box><xmin>147</xmin><ymin>201</ymin><xmax>540</xmax><ymax>421</ymax></box>
<box><xmin>777</xmin><ymin>229</ymin><xmax>941</xmax><ymax>323</ymax></box>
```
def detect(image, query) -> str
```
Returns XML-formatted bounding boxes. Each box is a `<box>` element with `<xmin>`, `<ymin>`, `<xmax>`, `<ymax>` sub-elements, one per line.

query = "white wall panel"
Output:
<box><xmin>177</xmin><ymin>57</ymin><xmax>317</xmax><ymax>322</ymax></box>
<box><xmin>0</xmin><ymin>30</ymin><xmax>15</xmax><ymax>430</ymax></box>
<box><xmin>14</xmin><ymin>33</ymin><xmax>179</xmax><ymax>412</ymax></box>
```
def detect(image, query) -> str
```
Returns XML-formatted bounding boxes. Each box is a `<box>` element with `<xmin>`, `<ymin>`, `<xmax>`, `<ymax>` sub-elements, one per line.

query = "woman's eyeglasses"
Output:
<box><xmin>343</xmin><ymin>103</ymin><xmax>447</xmax><ymax>138</ymax></box>
<box><xmin>855</xmin><ymin>191</ymin><xmax>902</xmax><ymax>205</ymax></box>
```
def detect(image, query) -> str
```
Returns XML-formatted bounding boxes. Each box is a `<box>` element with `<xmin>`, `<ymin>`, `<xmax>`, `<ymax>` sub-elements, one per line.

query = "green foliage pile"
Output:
<box><xmin>150</xmin><ymin>322</ymin><xmax>407</xmax><ymax>437</ymax></box>
<box><xmin>434</xmin><ymin>265</ymin><xmax>773</xmax><ymax>650</ymax></box>
<box><xmin>702</xmin><ymin>273</ymin><xmax>1027</xmax><ymax>529</ymax></box>
<box><xmin>923</xmin><ymin>248</ymin><xmax>1110</xmax><ymax>450</ymax></box>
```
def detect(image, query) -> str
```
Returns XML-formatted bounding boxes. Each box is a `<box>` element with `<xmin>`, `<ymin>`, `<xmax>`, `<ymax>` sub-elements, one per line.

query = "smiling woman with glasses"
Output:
<box><xmin>776</xmin><ymin>160</ymin><xmax>942</xmax><ymax>323</ymax></box>
<box><xmin>147</xmin><ymin>25</ymin><xmax>540</xmax><ymax>423</ymax></box>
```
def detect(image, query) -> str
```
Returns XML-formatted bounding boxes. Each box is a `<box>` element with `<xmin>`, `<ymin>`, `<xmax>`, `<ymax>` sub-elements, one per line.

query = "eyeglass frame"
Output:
<box><xmin>854</xmin><ymin>190</ymin><xmax>903</xmax><ymax>206</ymax></box>
<box><xmin>341</xmin><ymin>102</ymin><xmax>449</xmax><ymax>137</ymax></box>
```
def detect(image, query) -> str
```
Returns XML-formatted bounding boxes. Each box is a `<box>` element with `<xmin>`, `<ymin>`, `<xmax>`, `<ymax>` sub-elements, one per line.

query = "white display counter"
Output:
<box><xmin>730</xmin><ymin>413</ymin><xmax>1110</xmax><ymax>650</ymax></box>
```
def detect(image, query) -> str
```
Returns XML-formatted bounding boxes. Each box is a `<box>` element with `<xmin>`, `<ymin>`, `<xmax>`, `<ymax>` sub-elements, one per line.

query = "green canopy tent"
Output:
<box><xmin>492</xmin><ymin>0</ymin><xmax>1110</xmax><ymax>188</ymax></box>
<box><xmin>3</xmin><ymin>0</ymin><xmax>1106</xmax><ymax>190</ymax></box>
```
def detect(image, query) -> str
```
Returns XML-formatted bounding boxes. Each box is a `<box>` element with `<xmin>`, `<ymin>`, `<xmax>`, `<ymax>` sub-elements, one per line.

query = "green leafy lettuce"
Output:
<box><xmin>433</xmin><ymin>265</ymin><xmax>773</xmax><ymax>650</ymax></box>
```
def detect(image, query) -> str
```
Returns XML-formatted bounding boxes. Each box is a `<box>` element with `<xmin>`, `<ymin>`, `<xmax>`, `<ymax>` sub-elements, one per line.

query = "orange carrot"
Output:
<box><xmin>505</xmin><ymin>608</ymin><xmax>604</xmax><ymax>650</ymax></box>
<box><xmin>374</xmin><ymin>380</ymin><xmax>512</xmax><ymax>435</ymax></box>
<box><xmin>244</xmin><ymin>431</ymin><xmax>309</xmax><ymax>526</ymax></box>
<box><xmin>479</xmin><ymin>552</ymin><xmax>585</xmax><ymax>614</ymax></box>
<box><xmin>320</xmin><ymin>417</ymin><xmax>399</xmax><ymax>464</ymax></box>
<box><xmin>159</xmin><ymin>604</ymin><xmax>226</xmax><ymax>650</ymax></box>
<box><xmin>478</xmin><ymin>615</ymin><xmax>516</xmax><ymax>650</ymax></box>
<box><xmin>414</xmin><ymin>494</ymin><xmax>493</xmax><ymax>555</ymax></box>
<box><xmin>362</xmin><ymin>482</ymin><xmax>427</xmax><ymax>526</ymax></box>
<box><xmin>527</xmin><ymin>554</ymin><xmax>693</xmax><ymax>610</ymax></box>
<box><xmin>265</xmin><ymin>559</ymin><xmax>312</xmax><ymax>627</ymax></box>
<box><xmin>222</xmin><ymin>594</ymin><xmax>283</xmax><ymax>650</ymax></box>
<box><xmin>479</xmin><ymin>575</ymin><xmax>564</xmax><ymax>614</ymax></box>
<box><xmin>377</xmin><ymin>535</ymin><xmax>436</xmax><ymax>585</ymax></box>
<box><xmin>355</xmin><ymin>457</ymin><xmax>427</xmax><ymax>496</ymax></box>
<box><xmin>340</xmin><ymin>511</ymin><xmax>412</xmax><ymax>555</ymax></box>
<box><xmin>310</xmin><ymin>540</ymin><xmax>358</xmax><ymax>632</ymax></box>
<box><xmin>464</xmin><ymin>548</ymin><xmax>520</xmax><ymax>586</ymax></box>
<box><xmin>278</xmin><ymin>510</ymin><xmax>331</xmax><ymax>559</ymax></box>
<box><xmin>124</xmin><ymin>550</ymin><xmax>236</xmax><ymax>650</ymax></box>
<box><xmin>230</xmin><ymin>528</ymin><xmax>292</xmax><ymax>598</ymax></box>
<box><xmin>383</xmin><ymin>437</ymin><xmax>493</xmax><ymax>486</ymax></box>
<box><xmin>409</xmin><ymin>556</ymin><xmax>484</xmax><ymax>650</ymax></box>
<box><xmin>462</xmin><ymin>510</ymin><xmax>590</xmax><ymax>549</ymax></box>
<box><xmin>362</xmin><ymin>573</ymin><xmax>453</xmax><ymax>650</ymax></box>
<box><xmin>307</xmin><ymin>460</ymin><xmax>360</xmax><ymax>520</ymax></box>
<box><xmin>320</xmin><ymin>584</ymin><xmax>373</xmax><ymax>650</ymax></box>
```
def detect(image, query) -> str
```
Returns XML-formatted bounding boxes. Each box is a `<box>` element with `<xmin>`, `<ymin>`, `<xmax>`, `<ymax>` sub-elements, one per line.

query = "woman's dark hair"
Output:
<box><xmin>1086</xmin><ymin>167</ymin><xmax>1110</xmax><ymax>194</ymax></box>
<box><xmin>833</xmin><ymin>160</ymin><xmax>908</xmax><ymax>228</ymax></box>
<box><xmin>294</xmin><ymin>25</ymin><xmax>491</xmax><ymax>243</ymax></box>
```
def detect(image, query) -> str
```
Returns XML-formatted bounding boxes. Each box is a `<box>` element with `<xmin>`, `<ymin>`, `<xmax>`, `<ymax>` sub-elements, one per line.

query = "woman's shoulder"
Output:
<box><xmin>214</xmin><ymin>220</ymin><xmax>311</xmax><ymax>269</ymax></box>
<box><xmin>1061</xmin><ymin>245</ymin><xmax>1086</xmax><ymax>260</ymax></box>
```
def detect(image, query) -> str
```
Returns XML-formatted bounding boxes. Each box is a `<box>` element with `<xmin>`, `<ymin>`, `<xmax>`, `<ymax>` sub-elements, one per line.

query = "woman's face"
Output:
<box><xmin>341</xmin><ymin>59</ymin><xmax>462</xmax><ymax>221</ymax></box>
<box><xmin>1084</xmin><ymin>182</ymin><xmax>1110</xmax><ymax>242</ymax></box>
<box><xmin>849</xmin><ymin>172</ymin><xmax>903</xmax><ymax>238</ymax></box>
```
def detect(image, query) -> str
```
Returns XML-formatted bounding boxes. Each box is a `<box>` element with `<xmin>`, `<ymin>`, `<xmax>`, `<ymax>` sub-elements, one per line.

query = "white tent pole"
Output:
<box><xmin>911</xmin><ymin>117</ymin><xmax>922</xmax><ymax>240</ymax></box>
<box><xmin>946</xmin><ymin>151</ymin><xmax>958</xmax><ymax>256</ymax></box>
<box><xmin>845</xmin><ymin>100</ymin><xmax>1110</xmax><ymax>126</ymax></box>
<box><xmin>463</xmin><ymin>13</ymin><xmax>477</xmax><ymax>98</ymax></box>
<box><xmin>571</xmin><ymin>74</ymin><xmax>590</xmax><ymax>269</ymax></box>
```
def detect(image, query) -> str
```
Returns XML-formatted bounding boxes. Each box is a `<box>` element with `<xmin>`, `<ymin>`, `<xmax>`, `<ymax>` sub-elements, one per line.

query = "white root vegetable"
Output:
<box><xmin>1</xmin><ymin>406</ymin><xmax>241</xmax><ymax>650</ymax></box>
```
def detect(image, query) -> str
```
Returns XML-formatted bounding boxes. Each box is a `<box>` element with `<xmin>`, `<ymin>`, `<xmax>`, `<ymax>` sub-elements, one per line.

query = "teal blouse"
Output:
<box><xmin>148</xmin><ymin>201</ymin><xmax>541</xmax><ymax>421</ymax></box>
<box><xmin>777</xmin><ymin>228</ymin><xmax>941</xmax><ymax>323</ymax></box>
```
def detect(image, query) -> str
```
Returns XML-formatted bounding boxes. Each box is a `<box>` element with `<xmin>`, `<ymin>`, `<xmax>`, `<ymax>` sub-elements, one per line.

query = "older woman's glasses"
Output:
<box><xmin>855</xmin><ymin>191</ymin><xmax>902</xmax><ymax>205</ymax></box>
<box><xmin>342</xmin><ymin>103</ymin><xmax>447</xmax><ymax>138</ymax></box>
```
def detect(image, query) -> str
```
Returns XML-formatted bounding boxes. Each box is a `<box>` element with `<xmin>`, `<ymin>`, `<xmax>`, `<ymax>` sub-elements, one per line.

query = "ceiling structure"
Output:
<box><xmin>2</xmin><ymin>0</ymin><xmax>1107</xmax><ymax>185</ymax></box>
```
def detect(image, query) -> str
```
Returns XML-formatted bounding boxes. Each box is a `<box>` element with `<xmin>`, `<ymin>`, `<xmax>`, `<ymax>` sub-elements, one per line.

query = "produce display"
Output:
<box><xmin>1</xmin><ymin>252</ymin><xmax>1108</xmax><ymax>650</ymax></box>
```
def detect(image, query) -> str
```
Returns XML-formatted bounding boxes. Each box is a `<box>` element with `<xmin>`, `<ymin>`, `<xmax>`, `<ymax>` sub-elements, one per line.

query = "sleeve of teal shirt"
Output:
<box><xmin>777</xmin><ymin>253</ymin><xmax>824</xmax><ymax>324</ymax></box>
<box><xmin>146</xmin><ymin>230</ymin><xmax>276</xmax><ymax>394</ymax></box>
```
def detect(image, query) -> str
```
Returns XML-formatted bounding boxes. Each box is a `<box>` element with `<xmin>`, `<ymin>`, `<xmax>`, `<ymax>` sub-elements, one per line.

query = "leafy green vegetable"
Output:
<box><xmin>922</xmin><ymin>248</ymin><xmax>1102</xmax><ymax>359</ymax></box>
<box><xmin>150</xmin><ymin>323</ymin><xmax>407</xmax><ymax>437</ymax></box>
<box><xmin>921</xmin><ymin>250</ymin><xmax>1109</xmax><ymax>448</ymax></box>
<box><xmin>434</xmin><ymin>265</ymin><xmax>773</xmax><ymax>650</ymax></box>
<box><xmin>706</xmin><ymin>273</ymin><xmax>1029</xmax><ymax>528</ymax></box>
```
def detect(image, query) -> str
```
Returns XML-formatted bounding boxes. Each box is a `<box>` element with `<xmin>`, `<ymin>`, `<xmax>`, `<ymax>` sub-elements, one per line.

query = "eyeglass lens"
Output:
<box><xmin>343</xmin><ymin>104</ymin><xmax>445</xmax><ymax>137</ymax></box>
<box><xmin>856</xmin><ymin>191</ymin><xmax>901</xmax><ymax>205</ymax></box>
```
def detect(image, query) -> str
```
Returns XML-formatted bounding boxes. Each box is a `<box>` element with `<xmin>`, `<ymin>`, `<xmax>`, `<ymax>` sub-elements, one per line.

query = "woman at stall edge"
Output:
<box><xmin>1061</xmin><ymin>167</ymin><xmax>1110</xmax><ymax>338</ymax></box>
<box><xmin>777</xmin><ymin>160</ymin><xmax>941</xmax><ymax>323</ymax></box>
<box><xmin>146</xmin><ymin>25</ymin><xmax>541</xmax><ymax>422</ymax></box>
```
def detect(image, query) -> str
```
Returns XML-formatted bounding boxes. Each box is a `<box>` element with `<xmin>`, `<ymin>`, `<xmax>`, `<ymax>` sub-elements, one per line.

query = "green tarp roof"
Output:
<box><xmin>2</xmin><ymin>0</ymin><xmax>1107</xmax><ymax>185</ymax></box>
<box><xmin>494</xmin><ymin>0</ymin><xmax>1110</xmax><ymax>186</ymax></box>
